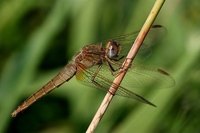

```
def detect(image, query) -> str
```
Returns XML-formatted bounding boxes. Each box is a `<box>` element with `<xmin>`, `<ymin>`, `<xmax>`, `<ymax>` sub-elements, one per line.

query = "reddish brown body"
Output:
<box><xmin>11</xmin><ymin>45</ymin><xmax>106</xmax><ymax>117</ymax></box>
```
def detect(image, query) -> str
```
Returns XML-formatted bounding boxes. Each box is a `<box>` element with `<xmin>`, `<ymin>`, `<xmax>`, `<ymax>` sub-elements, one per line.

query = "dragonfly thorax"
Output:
<box><xmin>74</xmin><ymin>45</ymin><xmax>105</xmax><ymax>69</ymax></box>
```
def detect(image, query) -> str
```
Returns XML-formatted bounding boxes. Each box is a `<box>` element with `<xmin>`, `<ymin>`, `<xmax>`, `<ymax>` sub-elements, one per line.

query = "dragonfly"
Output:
<box><xmin>11</xmin><ymin>25</ymin><xmax>175</xmax><ymax>117</ymax></box>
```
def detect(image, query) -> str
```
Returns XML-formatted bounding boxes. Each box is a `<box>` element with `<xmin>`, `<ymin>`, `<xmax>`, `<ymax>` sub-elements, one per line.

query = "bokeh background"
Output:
<box><xmin>0</xmin><ymin>0</ymin><xmax>200</xmax><ymax>133</ymax></box>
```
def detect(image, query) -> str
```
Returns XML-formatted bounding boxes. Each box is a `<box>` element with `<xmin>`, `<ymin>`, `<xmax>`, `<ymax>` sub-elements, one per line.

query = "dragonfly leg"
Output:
<box><xmin>106</xmin><ymin>61</ymin><xmax>116</xmax><ymax>75</ymax></box>
<box><xmin>104</xmin><ymin>55</ymin><xmax>126</xmax><ymax>76</ymax></box>
<box><xmin>113</xmin><ymin>55</ymin><xmax>125</xmax><ymax>61</ymax></box>
<box><xmin>105</xmin><ymin>56</ymin><xmax>121</xmax><ymax>67</ymax></box>
<box><xmin>91</xmin><ymin>64</ymin><xmax>115</xmax><ymax>95</ymax></box>
<box><xmin>113</xmin><ymin>57</ymin><xmax>133</xmax><ymax>77</ymax></box>
<box><xmin>105</xmin><ymin>57</ymin><xmax>123</xmax><ymax>76</ymax></box>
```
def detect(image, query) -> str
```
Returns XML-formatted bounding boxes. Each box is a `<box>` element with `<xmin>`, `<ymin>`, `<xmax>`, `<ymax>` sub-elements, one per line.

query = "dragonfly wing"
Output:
<box><xmin>115</xmin><ymin>85</ymin><xmax>156</xmax><ymax>106</ymax></box>
<box><xmin>92</xmin><ymin>25</ymin><xmax>166</xmax><ymax>62</ymax></box>
<box><xmin>76</xmin><ymin>64</ymin><xmax>114</xmax><ymax>92</ymax></box>
<box><xmin>76</xmin><ymin>64</ymin><xmax>156</xmax><ymax>106</ymax></box>
<box><xmin>121</xmin><ymin>63</ymin><xmax>175</xmax><ymax>89</ymax></box>
<box><xmin>118</xmin><ymin>25</ymin><xmax>167</xmax><ymax>62</ymax></box>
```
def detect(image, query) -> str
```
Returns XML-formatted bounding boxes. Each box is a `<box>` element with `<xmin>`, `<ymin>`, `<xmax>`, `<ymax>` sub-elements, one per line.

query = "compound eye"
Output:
<box><xmin>105</xmin><ymin>40</ymin><xmax>121</xmax><ymax>59</ymax></box>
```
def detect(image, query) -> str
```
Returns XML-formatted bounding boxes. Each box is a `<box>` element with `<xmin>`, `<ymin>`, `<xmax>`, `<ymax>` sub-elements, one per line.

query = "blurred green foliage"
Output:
<box><xmin>0</xmin><ymin>0</ymin><xmax>200</xmax><ymax>133</ymax></box>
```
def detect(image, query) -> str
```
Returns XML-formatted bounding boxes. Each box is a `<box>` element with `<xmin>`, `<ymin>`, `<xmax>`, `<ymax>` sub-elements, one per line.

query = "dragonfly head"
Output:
<box><xmin>105</xmin><ymin>40</ymin><xmax>122</xmax><ymax>59</ymax></box>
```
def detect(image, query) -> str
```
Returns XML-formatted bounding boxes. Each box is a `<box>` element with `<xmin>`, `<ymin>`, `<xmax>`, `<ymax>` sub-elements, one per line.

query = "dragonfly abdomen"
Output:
<box><xmin>11</xmin><ymin>63</ymin><xmax>76</xmax><ymax>117</ymax></box>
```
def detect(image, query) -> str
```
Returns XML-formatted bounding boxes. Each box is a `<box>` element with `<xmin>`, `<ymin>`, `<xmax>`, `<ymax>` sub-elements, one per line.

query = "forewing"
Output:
<box><xmin>92</xmin><ymin>25</ymin><xmax>167</xmax><ymax>62</ymax></box>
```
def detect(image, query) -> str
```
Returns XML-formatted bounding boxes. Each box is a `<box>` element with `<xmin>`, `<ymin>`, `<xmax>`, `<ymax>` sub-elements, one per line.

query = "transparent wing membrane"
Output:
<box><xmin>76</xmin><ymin>61</ymin><xmax>174</xmax><ymax>106</ymax></box>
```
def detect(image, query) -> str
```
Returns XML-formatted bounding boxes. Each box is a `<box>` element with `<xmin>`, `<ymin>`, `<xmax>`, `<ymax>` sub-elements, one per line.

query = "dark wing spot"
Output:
<box><xmin>157</xmin><ymin>69</ymin><xmax>170</xmax><ymax>76</ymax></box>
<box><xmin>152</xmin><ymin>25</ymin><xmax>163</xmax><ymax>28</ymax></box>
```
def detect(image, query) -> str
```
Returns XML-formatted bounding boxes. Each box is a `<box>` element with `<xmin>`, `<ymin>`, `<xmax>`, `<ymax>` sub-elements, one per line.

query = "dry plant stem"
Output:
<box><xmin>86</xmin><ymin>0</ymin><xmax>165</xmax><ymax>132</ymax></box>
